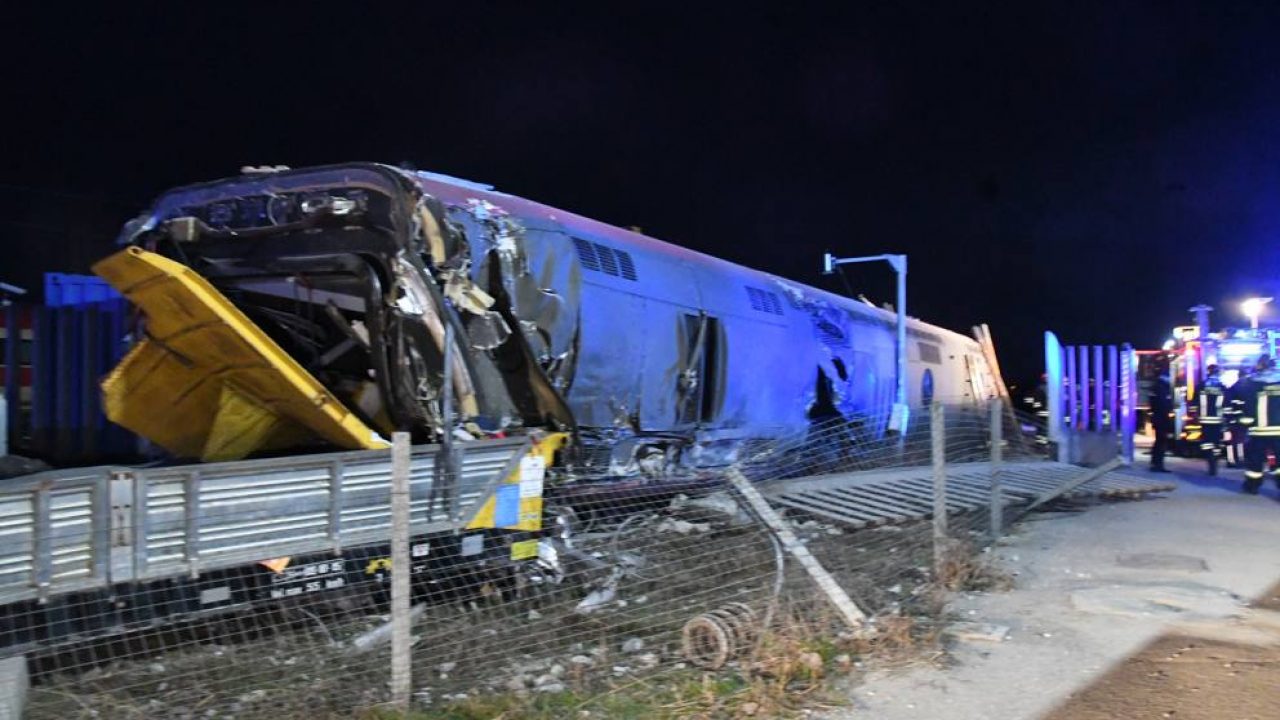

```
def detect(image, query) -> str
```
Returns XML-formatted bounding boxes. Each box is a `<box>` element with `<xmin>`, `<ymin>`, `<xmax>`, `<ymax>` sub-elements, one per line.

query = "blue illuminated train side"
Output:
<box><xmin>417</xmin><ymin>173</ymin><xmax>998</xmax><ymax>454</ymax></box>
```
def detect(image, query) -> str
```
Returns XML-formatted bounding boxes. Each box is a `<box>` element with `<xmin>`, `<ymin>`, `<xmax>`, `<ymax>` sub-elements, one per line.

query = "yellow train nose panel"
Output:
<box><xmin>93</xmin><ymin>247</ymin><xmax>390</xmax><ymax>461</ymax></box>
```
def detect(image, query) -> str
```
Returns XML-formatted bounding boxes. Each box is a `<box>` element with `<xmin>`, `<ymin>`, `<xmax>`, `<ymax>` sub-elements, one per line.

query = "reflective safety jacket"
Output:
<box><xmin>1238</xmin><ymin>369</ymin><xmax>1280</xmax><ymax>437</ymax></box>
<box><xmin>1227</xmin><ymin>376</ymin><xmax>1251</xmax><ymax>427</ymax></box>
<box><xmin>1199</xmin><ymin>376</ymin><xmax>1226</xmax><ymax>424</ymax></box>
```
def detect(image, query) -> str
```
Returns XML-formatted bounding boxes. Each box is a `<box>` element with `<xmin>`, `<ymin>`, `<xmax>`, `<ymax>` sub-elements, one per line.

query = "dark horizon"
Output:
<box><xmin>7</xmin><ymin>4</ymin><xmax>1280</xmax><ymax>382</ymax></box>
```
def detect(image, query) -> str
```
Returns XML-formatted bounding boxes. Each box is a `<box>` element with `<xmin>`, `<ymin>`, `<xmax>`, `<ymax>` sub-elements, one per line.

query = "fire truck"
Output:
<box><xmin>1162</xmin><ymin>323</ymin><xmax>1280</xmax><ymax>456</ymax></box>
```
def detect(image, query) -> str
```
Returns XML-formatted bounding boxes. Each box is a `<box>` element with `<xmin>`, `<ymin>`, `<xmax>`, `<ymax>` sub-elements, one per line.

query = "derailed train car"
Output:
<box><xmin>0</xmin><ymin>163</ymin><xmax>1006</xmax><ymax>655</ymax></box>
<box><xmin>96</xmin><ymin>162</ymin><xmax>1000</xmax><ymax>472</ymax></box>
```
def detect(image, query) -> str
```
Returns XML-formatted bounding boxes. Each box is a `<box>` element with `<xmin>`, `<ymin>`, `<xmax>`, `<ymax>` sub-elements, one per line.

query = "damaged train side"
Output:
<box><xmin>97</xmin><ymin>162</ymin><xmax>1000</xmax><ymax>472</ymax></box>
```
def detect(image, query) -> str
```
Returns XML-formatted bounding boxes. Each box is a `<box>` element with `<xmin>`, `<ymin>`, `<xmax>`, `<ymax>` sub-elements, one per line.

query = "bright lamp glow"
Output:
<box><xmin>1241</xmin><ymin>297</ymin><xmax>1273</xmax><ymax>329</ymax></box>
<box><xmin>1220</xmin><ymin>340</ymin><xmax>1264</xmax><ymax>358</ymax></box>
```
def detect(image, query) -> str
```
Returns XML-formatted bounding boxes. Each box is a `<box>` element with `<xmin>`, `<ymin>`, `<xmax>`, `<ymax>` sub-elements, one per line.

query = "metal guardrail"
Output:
<box><xmin>0</xmin><ymin>437</ymin><xmax>530</xmax><ymax>605</ymax></box>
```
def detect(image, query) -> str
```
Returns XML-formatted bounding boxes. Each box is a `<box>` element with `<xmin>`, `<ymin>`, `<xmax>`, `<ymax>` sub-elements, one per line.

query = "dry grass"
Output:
<box><xmin>365</xmin><ymin>603</ymin><xmax>946</xmax><ymax>720</ymax></box>
<box><xmin>936</xmin><ymin>541</ymin><xmax>1014</xmax><ymax>593</ymax></box>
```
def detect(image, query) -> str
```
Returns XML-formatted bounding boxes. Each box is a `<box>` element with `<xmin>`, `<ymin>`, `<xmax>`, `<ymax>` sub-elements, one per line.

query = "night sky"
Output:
<box><xmin>7</xmin><ymin>3</ymin><xmax>1280</xmax><ymax>383</ymax></box>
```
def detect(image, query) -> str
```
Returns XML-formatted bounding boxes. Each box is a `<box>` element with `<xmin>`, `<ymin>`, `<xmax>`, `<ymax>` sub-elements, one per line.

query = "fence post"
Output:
<box><xmin>989</xmin><ymin>397</ymin><xmax>1003</xmax><ymax>540</ymax></box>
<box><xmin>390</xmin><ymin>432</ymin><xmax>412</xmax><ymax>711</ymax></box>
<box><xmin>931</xmin><ymin>402</ymin><xmax>948</xmax><ymax>575</ymax></box>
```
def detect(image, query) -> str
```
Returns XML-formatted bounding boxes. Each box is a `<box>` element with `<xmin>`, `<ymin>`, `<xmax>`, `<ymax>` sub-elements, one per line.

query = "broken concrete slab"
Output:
<box><xmin>944</xmin><ymin>622</ymin><xmax>1010</xmax><ymax>643</ymax></box>
<box><xmin>1070</xmin><ymin>582</ymin><xmax>1243</xmax><ymax>620</ymax></box>
<box><xmin>1116</xmin><ymin>553</ymin><xmax>1208</xmax><ymax>572</ymax></box>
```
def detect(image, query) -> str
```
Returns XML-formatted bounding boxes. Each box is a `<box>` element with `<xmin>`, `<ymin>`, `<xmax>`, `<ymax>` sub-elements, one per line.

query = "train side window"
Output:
<box><xmin>917</xmin><ymin>342</ymin><xmax>942</xmax><ymax>364</ymax></box>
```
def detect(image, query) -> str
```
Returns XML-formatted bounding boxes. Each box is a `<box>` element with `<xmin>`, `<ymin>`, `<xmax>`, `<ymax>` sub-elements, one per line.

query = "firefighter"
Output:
<box><xmin>1149</xmin><ymin>359</ymin><xmax>1173</xmax><ymax>473</ymax></box>
<box><xmin>1239</xmin><ymin>354</ymin><xmax>1280</xmax><ymax>495</ymax></box>
<box><xmin>1198</xmin><ymin>364</ymin><xmax>1226</xmax><ymax>475</ymax></box>
<box><xmin>1226</xmin><ymin>365</ymin><xmax>1252</xmax><ymax>467</ymax></box>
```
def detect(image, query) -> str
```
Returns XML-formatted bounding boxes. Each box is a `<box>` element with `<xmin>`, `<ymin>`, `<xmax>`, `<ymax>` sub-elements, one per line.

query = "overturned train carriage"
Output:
<box><xmin>96</xmin><ymin>162</ymin><xmax>1000</xmax><ymax>470</ymax></box>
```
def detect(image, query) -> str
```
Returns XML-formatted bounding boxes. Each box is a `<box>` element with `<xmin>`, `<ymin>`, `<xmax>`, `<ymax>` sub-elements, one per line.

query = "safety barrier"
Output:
<box><xmin>1044</xmin><ymin>332</ymin><xmax>1138</xmax><ymax>465</ymax></box>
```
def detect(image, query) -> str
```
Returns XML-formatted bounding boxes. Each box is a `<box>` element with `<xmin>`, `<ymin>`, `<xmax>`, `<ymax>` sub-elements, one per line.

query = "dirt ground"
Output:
<box><xmin>1043</xmin><ymin>580</ymin><xmax>1280</xmax><ymax>720</ymax></box>
<box><xmin>1043</xmin><ymin>630</ymin><xmax>1280</xmax><ymax>720</ymax></box>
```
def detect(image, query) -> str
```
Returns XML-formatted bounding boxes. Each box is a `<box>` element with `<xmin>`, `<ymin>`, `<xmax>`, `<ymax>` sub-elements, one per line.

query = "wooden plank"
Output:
<box><xmin>890</xmin><ymin>479</ymin><xmax>975</xmax><ymax>511</ymax></box>
<box><xmin>854</xmin><ymin>484</ymin><xmax>937</xmax><ymax>512</ymax></box>
<box><xmin>830</xmin><ymin>485</ymin><xmax>930</xmax><ymax>518</ymax></box>
<box><xmin>802</xmin><ymin>490</ymin><xmax>893</xmax><ymax>525</ymax></box>
<box><xmin>773</xmin><ymin>497</ymin><xmax>870</xmax><ymax>529</ymax></box>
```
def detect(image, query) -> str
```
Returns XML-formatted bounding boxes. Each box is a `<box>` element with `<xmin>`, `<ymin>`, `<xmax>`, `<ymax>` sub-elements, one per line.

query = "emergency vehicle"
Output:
<box><xmin>1161</xmin><ymin>324</ymin><xmax>1280</xmax><ymax>456</ymax></box>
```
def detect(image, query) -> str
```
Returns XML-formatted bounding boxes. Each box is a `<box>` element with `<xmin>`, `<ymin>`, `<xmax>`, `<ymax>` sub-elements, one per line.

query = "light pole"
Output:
<box><xmin>823</xmin><ymin>253</ymin><xmax>909</xmax><ymax>433</ymax></box>
<box><xmin>1242</xmin><ymin>297</ymin><xmax>1272</xmax><ymax>331</ymax></box>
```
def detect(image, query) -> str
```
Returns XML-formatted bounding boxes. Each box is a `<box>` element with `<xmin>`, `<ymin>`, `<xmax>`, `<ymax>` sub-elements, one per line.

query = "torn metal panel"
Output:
<box><xmin>93</xmin><ymin>247</ymin><xmax>390</xmax><ymax>461</ymax></box>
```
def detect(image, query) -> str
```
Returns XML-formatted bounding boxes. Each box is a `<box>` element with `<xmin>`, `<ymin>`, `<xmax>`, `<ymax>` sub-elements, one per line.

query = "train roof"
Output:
<box><xmin>404</xmin><ymin>167</ymin><xmax>980</xmax><ymax>349</ymax></box>
<box><xmin>137</xmin><ymin>162</ymin><xmax>981</xmax><ymax>349</ymax></box>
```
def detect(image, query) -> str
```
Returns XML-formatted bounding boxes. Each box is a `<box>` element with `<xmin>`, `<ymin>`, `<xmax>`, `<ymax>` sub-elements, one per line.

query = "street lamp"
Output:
<box><xmin>1241</xmin><ymin>297</ymin><xmax>1272</xmax><ymax>330</ymax></box>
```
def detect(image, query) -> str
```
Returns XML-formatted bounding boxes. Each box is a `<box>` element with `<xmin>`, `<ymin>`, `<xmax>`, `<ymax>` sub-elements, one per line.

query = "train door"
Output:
<box><xmin>678</xmin><ymin>312</ymin><xmax>722</xmax><ymax>426</ymax></box>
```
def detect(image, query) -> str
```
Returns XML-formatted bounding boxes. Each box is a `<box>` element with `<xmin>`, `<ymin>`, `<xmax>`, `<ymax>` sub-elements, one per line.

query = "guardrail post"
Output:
<box><xmin>132</xmin><ymin>473</ymin><xmax>149</xmax><ymax>580</ymax></box>
<box><xmin>390</xmin><ymin>432</ymin><xmax>412</xmax><ymax>711</ymax></box>
<box><xmin>931</xmin><ymin>401</ymin><xmax>948</xmax><ymax>576</ymax></box>
<box><xmin>989</xmin><ymin>397</ymin><xmax>1003</xmax><ymax>540</ymax></box>
<box><xmin>33</xmin><ymin>484</ymin><xmax>51</xmax><ymax>601</ymax></box>
<box><xmin>183</xmin><ymin>472</ymin><xmax>200</xmax><ymax>579</ymax></box>
<box><xmin>92</xmin><ymin>472</ymin><xmax>111</xmax><ymax>585</ymax></box>
<box><xmin>328</xmin><ymin>459</ymin><xmax>344</xmax><ymax>554</ymax></box>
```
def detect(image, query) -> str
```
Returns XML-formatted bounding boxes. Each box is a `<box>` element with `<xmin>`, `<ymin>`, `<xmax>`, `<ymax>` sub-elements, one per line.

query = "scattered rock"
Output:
<box><xmin>684</xmin><ymin>491</ymin><xmax>751</xmax><ymax>525</ymax></box>
<box><xmin>536</xmin><ymin>682</ymin><xmax>566</xmax><ymax>694</ymax></box>
<box><xmin>505</xmin><ymin>676</ymin><xmax>530</xmax><ymax>695</ymax></box>
<box><xmin>534</xmin><ymin>673</ymin><xmax>559</xmax><ymax>689</ymax></box>
<box><xmin>657</xmin><ymin>518</ymin><xmax>711</xmax><ymax>535</ymax></box>
<box><xmin>944</xmin><ymin>622</ymin><xmax>1010</xmax><ymax>643</ymax></box>
<box><xmin>798</xmin><ymin>652</ymin><xmax>824</xmax><ymax>676</ymax></box>
<box><xmin>834</xmin><ymin>654</ymin><xmax>853</xmax><ymax>672</ymax></box>
<box><xmin>637</xmin><ymin>652</ymin><xmax>660</xmax><ymax>668</ymax></box>
<box><xmin>621</xmin><ymin>638</ymin><xmax>645</xmax><ymax>653</ymax></box>
<box><xmin>528</xmin><ymin>609</ymin><xmax>543</xmax><ymax>621</ymax></box>
<box><xmin>549</xmin><ymin>663</ymin><xmax>566</xmax><ymax>679</ymax></box>
<box><xmin>570</xmin><ymin>655</ymin><xmax>595</xmax><ymax>667</ymax></box>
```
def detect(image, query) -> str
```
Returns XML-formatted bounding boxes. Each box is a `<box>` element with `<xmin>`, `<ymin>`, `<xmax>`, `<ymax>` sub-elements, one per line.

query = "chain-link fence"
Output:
<box><xmin>7</xmin><ymin>397</ymin><xmax>1100</xmax><ymax>720</ymax></box>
